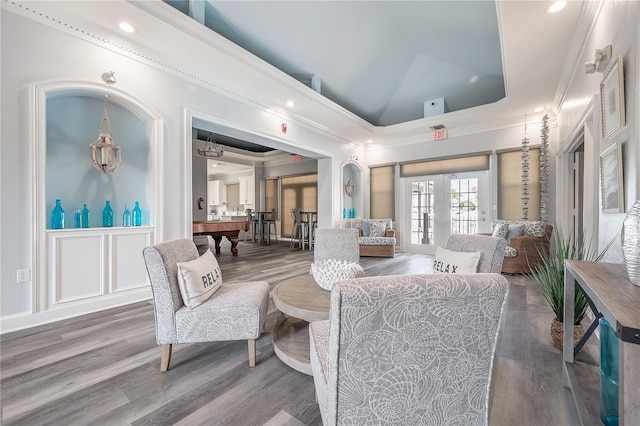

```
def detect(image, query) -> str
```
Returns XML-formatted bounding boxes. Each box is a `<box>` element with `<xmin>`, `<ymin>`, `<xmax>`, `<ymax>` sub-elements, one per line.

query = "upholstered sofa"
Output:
<box><xmin>352</xmin><ymin>218</ymin><xmax>395</xmax><ymax>257</ymax></box>
<box><xmin>309</xmin><ymin>273</ymin><xmax>509</xmax><ymax>425</ymax></box>
<box><xmin>482</xmin><ymin>220</ymin><xmax>553</xmax><ymax>274</ymax></box>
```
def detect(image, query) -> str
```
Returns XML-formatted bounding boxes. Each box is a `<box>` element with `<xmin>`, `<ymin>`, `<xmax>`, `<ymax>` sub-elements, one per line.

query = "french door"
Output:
<box><xmin>403</xmin><ymin>171</ymin><xmax>490</xmax><ymax>254</ymax></box>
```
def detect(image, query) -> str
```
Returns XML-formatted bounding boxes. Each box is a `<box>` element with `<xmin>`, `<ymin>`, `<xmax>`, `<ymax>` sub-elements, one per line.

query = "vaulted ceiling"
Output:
<box><xmin>167</xmin><ymin>0</ymin><xmax>506</xmax><ymax>127</ymax></box>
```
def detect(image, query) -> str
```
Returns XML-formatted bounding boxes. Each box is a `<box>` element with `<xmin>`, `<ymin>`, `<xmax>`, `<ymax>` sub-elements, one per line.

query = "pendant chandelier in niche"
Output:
<box><xmin>198</xmin><ymin>132</ymin><xmax>224</xmax><ymax>158</ymax></box>
<box><xmin>90</xmin><ymin>95</ymin><xmax>122</xmax><ymax>173</ymax></box>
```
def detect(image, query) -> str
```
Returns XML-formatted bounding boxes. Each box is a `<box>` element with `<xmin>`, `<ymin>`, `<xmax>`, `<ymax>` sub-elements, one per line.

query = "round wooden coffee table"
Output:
<box><xmin>272</xmin><ymin>274</ymin><xmax>330</xmax><ymax>375</ymax></box>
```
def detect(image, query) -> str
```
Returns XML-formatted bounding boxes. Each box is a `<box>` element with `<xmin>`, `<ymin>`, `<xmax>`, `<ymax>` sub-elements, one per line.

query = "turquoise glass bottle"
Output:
<box><xmin>81</xmin><ymin>204</ymin><xmax>90</xmax><ymax>228</ymax></box>
<box><xmin>599</xmin><ymin>317</ymin><xmax>619</xmax><ymax>425</ymax></box>
<box><xmin>123</xmin><ymin>205</ymin><xmax>131</xmax><ymax>227</ymax></box>
<box><xmin>51</xmin><ymin>199</ymin><xmax>65</xmax><ymax>229</ymax></box>
<box><xmin>103</xmin><ymin>201</ymin><xmax>113</xmax><ymax>227</ymax></box>
<box><xmin>132</xmin><ymin>201</ymin><xmax>142</xmax><ymax>226</ymax></box>
<box><xmin>74</xmin><ymin>208</ymin><xmax>81</xmax><ymax>228</ymax></box>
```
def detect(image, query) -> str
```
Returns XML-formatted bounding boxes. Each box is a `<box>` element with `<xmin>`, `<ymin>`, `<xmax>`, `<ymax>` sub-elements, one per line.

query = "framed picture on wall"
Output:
<box><xmin>599</xmin><ymin>142</ymin><xmax>624</xmax><ymax>213</ymax></box>
<box><xmin>600</xmin><ymin>55</ymin><xmax>625</xmax><ymax>140</ymax></box>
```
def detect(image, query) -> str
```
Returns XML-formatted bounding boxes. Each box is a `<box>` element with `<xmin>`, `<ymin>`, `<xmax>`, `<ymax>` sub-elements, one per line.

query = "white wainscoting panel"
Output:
<box><xmin>50</xmin><ymin>233</ymin><xmax>104</xmax><ymax>304</ymax></box>
<box><xmin>111</xmin><ymin>231</ymin><xmax>153</xmax><ymax>292</ymax></box>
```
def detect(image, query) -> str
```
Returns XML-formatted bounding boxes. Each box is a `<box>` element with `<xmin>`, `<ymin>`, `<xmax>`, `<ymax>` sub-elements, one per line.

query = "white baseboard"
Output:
<box><xmin>0</xmin><ymin>287</ymin><xmax>152</xmax><ymax>335</ymax></box>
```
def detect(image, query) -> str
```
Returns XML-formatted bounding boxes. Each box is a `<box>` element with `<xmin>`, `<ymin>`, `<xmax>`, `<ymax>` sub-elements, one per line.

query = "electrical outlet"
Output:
<box><xmin>16</xmin><ymin>269</ymin><xmax>30</xmax><ymax>283</ymax></box>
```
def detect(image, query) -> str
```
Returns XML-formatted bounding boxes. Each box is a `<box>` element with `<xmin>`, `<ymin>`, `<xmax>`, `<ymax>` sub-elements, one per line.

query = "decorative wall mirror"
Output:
<box><xmin>345</xmin><ymin>163</ymin><xmax>356</xmax><ymax>196</ymax></box>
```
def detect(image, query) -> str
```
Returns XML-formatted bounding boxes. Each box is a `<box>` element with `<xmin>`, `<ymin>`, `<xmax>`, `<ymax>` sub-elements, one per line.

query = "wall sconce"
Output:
<box><xmin>584</xmin><ymin>44</ymin><xmax>612</xmax><ymax>73</ymax></box>
<box><xmin>90</xmin><ymin>95</ymin><xmax>122</xmax><ymax>173</ymax></box>
<box><xmin>101</xmin><ymin>71</ymin><xmax>117</xmax><ymax>84</ymax></box>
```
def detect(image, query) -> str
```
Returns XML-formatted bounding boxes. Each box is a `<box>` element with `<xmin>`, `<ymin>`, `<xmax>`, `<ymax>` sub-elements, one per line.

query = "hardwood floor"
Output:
<box><xmin>1</xmin><ymin>239</ymin><xmax>600</xmax><ymax>425</ymax></box>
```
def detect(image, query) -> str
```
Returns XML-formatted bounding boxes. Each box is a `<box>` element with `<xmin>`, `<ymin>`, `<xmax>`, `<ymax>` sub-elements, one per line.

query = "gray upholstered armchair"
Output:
<box><xmin>142</xmin><ymin>239</ymin><xmax>269</xmax><ymax>371</ymax></box>
<box><xmin>309</xmin><ymin>273</ymin><xmax>509</xmax><ymax>425</ymax></box>
<box><xmin>445</xmin><ymin>234</ymin><xmax>507</xmax><ymax>273</ymax></box>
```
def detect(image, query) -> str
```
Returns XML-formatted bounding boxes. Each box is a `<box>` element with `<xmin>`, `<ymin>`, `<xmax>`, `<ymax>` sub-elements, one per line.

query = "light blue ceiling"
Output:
<box><xmin>166</xmin><ymin>1</ymin><xmax>505</xmax><ymax>126</ymax></box>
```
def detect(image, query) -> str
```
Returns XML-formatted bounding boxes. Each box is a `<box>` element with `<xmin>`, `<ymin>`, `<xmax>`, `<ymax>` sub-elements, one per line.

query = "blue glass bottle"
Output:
<box><xmin>81</xmin><ymin>204</ymin><xmax>90</xmax><ymax>228</ymax></box>
<box><xmin>103</xmin><ymin>201</ymin><xmax>113</xmax><ymax>227</ymax></box>
<box><xmin>132</xmin><ymin>201</ymin><xmax>142</xmax><ymax>226</ymax></box>
<box><xmin>123</xmin><ymin>205</ymin><xmax>131</xmax><ymax>227</ymax></box>
<box><xmin>74</xmin><ymin>208</ymin><xmax>81</xmax><ymax>228</ymax></box>
<box><xmin>51</xmin><ymin>199</ymin><xmax>65</xmax><ymax>229</ymax></box>
<box><xmin>600</xmin><ymin>317</ymin><xmax>619</xmax><ymax>426</ymax></box>
<box><xmin>342</xmin><ymin>207</ymin><xmax>346</xmax><ymax>219</ymax></box>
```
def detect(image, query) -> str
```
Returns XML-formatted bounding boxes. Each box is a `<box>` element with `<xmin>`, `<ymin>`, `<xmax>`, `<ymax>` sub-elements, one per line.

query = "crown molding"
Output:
<box><xmin>553</xmin><ymin>0</ymin><xmax>605</xmax><ymax>115</ymax></box>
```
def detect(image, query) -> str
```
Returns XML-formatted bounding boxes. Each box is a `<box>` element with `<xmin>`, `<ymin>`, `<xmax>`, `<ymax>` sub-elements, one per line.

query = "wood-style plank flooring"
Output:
<box><xmin>1</xmin><ymin>239</ymin><xmax>600</xmax><ymax>425</ymax></box>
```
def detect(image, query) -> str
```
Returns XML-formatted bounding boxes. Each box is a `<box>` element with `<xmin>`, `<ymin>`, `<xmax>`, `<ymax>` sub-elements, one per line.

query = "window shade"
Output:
<box><xmin>280</xmin><ymin>174</ymin><xmax>317</xmax><ymax>238</ymax></box>
<box><xmin>399</xmin><ymin>154</ymin><xmax>490</xmax><ymax>177</ymax></box>
<box><xmin>498</xmin><ymin>149</ymin><xmax>540</xmax><ymax>221</ymax></box>
<box><xmin>370</xmin><ymin>165</ymin><xmax>395</xmax><ymax>220</ymax></box>
<box><xmin>265</xmin><ymin>178</ymin><xmax>278</xmax><ymax>218</ymax></box>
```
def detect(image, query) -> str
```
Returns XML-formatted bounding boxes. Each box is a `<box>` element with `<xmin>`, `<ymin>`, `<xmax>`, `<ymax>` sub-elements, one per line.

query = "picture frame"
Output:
<box><xmin>600</xmin><ymin>55</ymin><xmax>625</xmax><ymax>140</ymax></box>
<box><xmin>599</xmin><ymin>142</ymin><xmax>624</xmax><ymax>213</ymax></box>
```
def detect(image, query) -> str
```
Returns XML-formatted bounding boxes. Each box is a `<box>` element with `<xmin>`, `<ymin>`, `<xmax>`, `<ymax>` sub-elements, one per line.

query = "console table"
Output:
<box><xmin>564</xmin><ymin>260</ymin><xmax>640</xmax><ymax>425</ymax></box>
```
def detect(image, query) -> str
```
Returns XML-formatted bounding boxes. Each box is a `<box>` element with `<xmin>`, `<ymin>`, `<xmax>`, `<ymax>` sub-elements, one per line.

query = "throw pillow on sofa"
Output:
<box><xmin>506</xmin><ymin>223</ymin><xmax>525</xmax><ymax>244</ymax></box>
<box><xmin>176</xmin><ymin>250</ymin><xmax>222</xmax><ymax>309</ymax></box>
<box><xmin>491</xmin><ymin>222</ymin><xmax>509</xmax><ymax>239</ymax></box>
<box><xmin>369</xmin><ymin>221</ymin><xmax>386</xmax><ymax>237</ymax></box>
<box><xmin>433</xmin><ymin>246</ymin><xmax>481</xmax><ymax>274</ymax></box>
<box><xmin>360</xmin><ymin>220</ymin><xmax>371</xmax><ymax>237</ymax></box>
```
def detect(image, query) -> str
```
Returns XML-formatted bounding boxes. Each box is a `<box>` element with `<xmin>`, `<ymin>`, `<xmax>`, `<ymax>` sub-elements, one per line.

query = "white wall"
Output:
<box><xmin>0</xmin><ymin>7</ymin><xmax>354</xmax><ymax>324</ymax></box>
<box><xmin>556</xmin><ymin>0</ymin><xmax>638</xmax><ymax>261</ymax></box>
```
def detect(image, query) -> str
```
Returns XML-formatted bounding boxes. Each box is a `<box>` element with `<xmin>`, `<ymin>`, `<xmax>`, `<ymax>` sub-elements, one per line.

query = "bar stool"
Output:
<box><xmin>262</xmin><ymin>209</ymin><xmax>278</xmax><ymax>244</ymax></box>
<box><xmin>245</xmin><ymin>209</ymin><xmax>259</xmax><ymax>243</ymax></box>
<box><xmin>290</xmin><ymin>208</ymin><xmax>306</xmax><ymax>249</ymax></box>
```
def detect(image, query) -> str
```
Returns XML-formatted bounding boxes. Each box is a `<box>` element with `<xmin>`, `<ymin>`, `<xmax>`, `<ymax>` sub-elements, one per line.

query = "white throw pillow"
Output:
<box><xmin>433</xmin><ymin>246</ymin><xmax>481</xmax><ymax>274</ymax></box>
<box><xmin>369</xmin><ymin>221</ymin><xmax>386</xmax><ymax>237</ymax></box>
<box><xmin>176</xmin><ymin>250</ymin><xmax>222</xmax><ymax>309</ymax></box>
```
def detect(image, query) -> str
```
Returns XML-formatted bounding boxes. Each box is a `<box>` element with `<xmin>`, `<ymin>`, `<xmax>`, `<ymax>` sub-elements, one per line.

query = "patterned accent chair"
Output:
<box><xmin>314</xmin><ymin>228</ymin><xmax>360</xmax><ymax>264</ymax></box>
<box><xmin>142</xmin><ymin>239</ymin><xmax>270</xmax><ymax>371</ymax></box>
<box><xmin>309</xmin><ymin>273</ymin><xmax>509</xmax><ymax>425</ymax></box>
<box><xmin>352</xmin><ymin>218</ymin><xmax>396</xmax><ymax>257</ymax></box>
<box><xmin>482</xmin><ymin>220</ymin><xmax>553</xmax><ymax>274</ymax></box>
<box><xmin>445</xmin><ymin>234</ymin><xmax>507</xmax><ymax>273</ymax></box>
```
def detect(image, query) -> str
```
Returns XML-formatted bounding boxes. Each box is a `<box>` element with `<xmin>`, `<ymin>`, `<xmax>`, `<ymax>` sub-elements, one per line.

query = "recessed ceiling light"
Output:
<box><xmin>534</xmin><ymin>107</ymin><xmax>544</xmax><ymax>113</ymax></box>
<box><xmin>468</xmin><ymin>75</ymin><xmax>479</xmax><ymax>84</ymax></box>
<box><xmin>548</xmin><ymin>1</ymin><xmax>567</xmax><ymax>13</ymax></box>
<box><xmin>118</xmin><ymin>22</ymin><xmax>136</xmax><ymax>33</ymax></box>
<box><xmin>286</xmin><ymin>101</ymin><xmax>295</xmax><ymax>107</ymax></box>
<box><xmin>367</xmin><ymin>139</ymin><xmax>373</xmax><ymax>144</ymax></box>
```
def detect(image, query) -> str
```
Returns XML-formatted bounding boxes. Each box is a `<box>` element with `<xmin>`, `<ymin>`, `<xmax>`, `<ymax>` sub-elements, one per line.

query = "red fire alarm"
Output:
<box><xmin>294</xmin><ymin>154</ymin><xmax>301</xmax><ymax>162</ymax></box>
<box><xmin>281</xmin><ymin>123</ymin><xmax>287</xmax><ymax>133</ymax></box>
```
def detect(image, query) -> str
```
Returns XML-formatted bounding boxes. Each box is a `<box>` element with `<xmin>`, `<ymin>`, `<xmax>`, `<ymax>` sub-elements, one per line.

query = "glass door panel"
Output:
<box><xmin>403</xmin><ymin>171</ymin><xmax>489</xmax><ymax>255</ymax></box>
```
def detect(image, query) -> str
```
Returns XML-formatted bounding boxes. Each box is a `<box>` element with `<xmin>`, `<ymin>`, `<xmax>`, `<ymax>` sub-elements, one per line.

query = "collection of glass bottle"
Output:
<box><xmin>51</xmin><ymin>199</ymin><xmax>149</xmax><ymax>229</ymax></box>
<box><xmin>342</xmin><ymin>207</ymin><xmax>356</xmax><ymax>218</ymax></box>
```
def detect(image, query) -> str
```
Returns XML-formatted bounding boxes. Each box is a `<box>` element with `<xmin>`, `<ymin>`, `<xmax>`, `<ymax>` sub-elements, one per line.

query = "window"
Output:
<box><xmin>280</xmin><ymin>174</ymin><xmax>317</xmax><ymax>238</ymax></box>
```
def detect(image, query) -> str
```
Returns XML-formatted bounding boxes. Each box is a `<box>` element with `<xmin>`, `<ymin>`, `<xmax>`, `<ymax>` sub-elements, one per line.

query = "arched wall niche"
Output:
<box><xmin>341</xmin><ymin>160</ymin><xmax>362</xmax><ymax>220</ymax></box>
<box><xmin>31</xmin><ymin>81</ymin><xmax>163</xmax><ymax>314</ymax></box>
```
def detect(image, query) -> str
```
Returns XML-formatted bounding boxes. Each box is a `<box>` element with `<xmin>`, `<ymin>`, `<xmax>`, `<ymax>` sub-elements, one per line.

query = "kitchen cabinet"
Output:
<box><xmin>238</xmin><ymin>176</ymin><xmax>255</xmax><ymax>205</ymax></box>
<box><xmin>207</xmin><ymin>180</ymin><xmax>226</xmax><ymax>206</ymax></box>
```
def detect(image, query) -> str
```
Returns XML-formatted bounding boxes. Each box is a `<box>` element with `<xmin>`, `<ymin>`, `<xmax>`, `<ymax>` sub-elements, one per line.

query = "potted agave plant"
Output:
<box><xmin>528</xmin><ymin>229</ymin><xmax>612</xmax><ymax>350</ymax></box>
